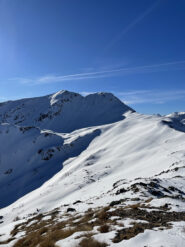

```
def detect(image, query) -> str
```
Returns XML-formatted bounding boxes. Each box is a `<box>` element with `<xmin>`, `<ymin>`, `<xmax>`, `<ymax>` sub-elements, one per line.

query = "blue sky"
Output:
<box><xmin>0</xmin><ymin>0</ymin><xmax>185</xmax><ymax>114</ymax></box>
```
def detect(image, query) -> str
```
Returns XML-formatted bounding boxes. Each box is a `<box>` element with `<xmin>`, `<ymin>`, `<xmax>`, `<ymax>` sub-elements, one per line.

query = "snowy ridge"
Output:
<box><xmin>0</xmin><ymin>90</ymin><xmax>133</xmax><ymax>132</ymax></box>
<box><xmin>0</xmin><ymin>90</ymin><xmax>185</xmax><ymax>247</ymax></box>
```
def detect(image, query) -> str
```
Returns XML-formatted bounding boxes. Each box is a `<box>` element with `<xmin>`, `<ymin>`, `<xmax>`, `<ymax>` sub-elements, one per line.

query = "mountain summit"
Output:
<box><xmin>0</xmin><ymin>90</ymin><xmax>133</xmax><ymax>132</ymax></box>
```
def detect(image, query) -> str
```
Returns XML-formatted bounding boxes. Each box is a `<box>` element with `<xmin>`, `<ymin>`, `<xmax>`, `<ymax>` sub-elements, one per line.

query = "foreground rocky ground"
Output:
<box><xmin>1</xmin><ymin>170</ymin><xmax>185</xmax><ymax>247</ymax></box>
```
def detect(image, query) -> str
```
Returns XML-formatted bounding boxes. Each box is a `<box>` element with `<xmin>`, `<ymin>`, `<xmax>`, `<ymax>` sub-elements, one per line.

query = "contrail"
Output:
<box><xmin>13</xmin><ymin>60</ymin><xmax>185</xmax><ymax>84</ymax></box>
<box><xmin>104</xmin><ymin>0</ymin><xmax>161</xmax><ymax>50</ymax></box>
<box><xmin>39</xmin><ymin>60</ymin><xmax>185</xmax><ymax>81</ymax></box>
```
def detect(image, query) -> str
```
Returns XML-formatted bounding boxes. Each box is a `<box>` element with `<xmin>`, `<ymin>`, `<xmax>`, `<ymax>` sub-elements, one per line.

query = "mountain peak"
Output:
<box><xmin>0</xmin><ymin>90</ymin><xmax>134</xmax><ymax>132</ymax></box>
<box><xmin>50</xmin><ymin>90</ymin><xmax>81</xmax><ymax>105</ymax></box>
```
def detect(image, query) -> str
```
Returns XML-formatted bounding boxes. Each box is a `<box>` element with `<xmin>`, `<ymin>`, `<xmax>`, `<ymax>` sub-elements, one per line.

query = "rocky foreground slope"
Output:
<box><xmin>0</xmin><ymin>90</ymin><xmax>185</xmax><ymax>247</ymax></box>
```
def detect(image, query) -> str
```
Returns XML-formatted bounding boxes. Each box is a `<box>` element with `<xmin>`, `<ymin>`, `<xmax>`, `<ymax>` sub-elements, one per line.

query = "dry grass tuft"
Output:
<box><xmin>96</xmin><ymin>208</ymin><xmax>109</xmax><ymax>221</ymax></box>
<box><xmin>39</xmin><ymin>239</ymin><xmax>55</xmax><ymax>247</ymax></box>
<box><xmin>98</xmin><ymin>224</ymin><xmax>110</xmax><ymax>233</ymax></box>
<box><xmin>79</xmin><ymin>237</ymin><xmax>107</xmax><ymax>247</ymax></box>
<box><xmin>13</xmin><ymin>221</ymin><xmax>94</xmax><ymax>247</ymax></box>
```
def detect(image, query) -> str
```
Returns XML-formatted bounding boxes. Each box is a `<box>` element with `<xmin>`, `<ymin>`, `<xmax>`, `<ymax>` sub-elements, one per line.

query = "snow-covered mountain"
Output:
<box><xmin>0</xmin><ymin>90</ymin><xmax>185</xmax><ymax>247</ymax></box>
<box><xmin>0</xmin><ymin>90</ymin><xmax>132</xmax><ymax>208</ymax></box>
<box><xmin>0</xmin><ymin>90</ymin><xmax>133</xmax><ymax>132</ymax></box>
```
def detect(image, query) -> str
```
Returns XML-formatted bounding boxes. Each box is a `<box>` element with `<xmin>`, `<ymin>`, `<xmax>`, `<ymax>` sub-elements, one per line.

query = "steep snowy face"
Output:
<box><xmin>0</xmin><ymin>122</ymin><xmax>101</xmax><ymax>208</ymax></box>
<box><xmin>0</xmin><ymin>90</ymin><xmax>133</xmax><ymax>132</ymax></box>
<box><xmin>0</xmin><ymin>123</ymin><xmax>63</xmax><ymax>207</ymax></box>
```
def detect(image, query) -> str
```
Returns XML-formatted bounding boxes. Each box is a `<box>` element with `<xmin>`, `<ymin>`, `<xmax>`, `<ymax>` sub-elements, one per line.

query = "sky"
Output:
<box><xmin>0</xmin><ymin>0</ymin><xmax>185</xmax><ymax>114</ymax></box>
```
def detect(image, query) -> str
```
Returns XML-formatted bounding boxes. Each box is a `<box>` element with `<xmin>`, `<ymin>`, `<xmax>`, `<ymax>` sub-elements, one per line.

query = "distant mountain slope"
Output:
<box><xmin>0</xmin><ymin>90</ymin><xmax>133</xmax><ymax>132</ymax></box>
<box><xmin>163</xmin><ymin>112</ymin><xmax>185</xmax><ymax>132</ymax></box>
<box><xmin>0</xmin><ymin>123</ymin><xmax>101</xmax><ymax>207</ymax></box>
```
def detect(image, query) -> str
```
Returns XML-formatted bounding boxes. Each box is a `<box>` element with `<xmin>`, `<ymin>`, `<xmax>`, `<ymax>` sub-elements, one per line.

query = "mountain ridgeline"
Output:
<box><xmin>0</xmin><ymin>90</ymin><xmax>133</xmax><ymax>132</ymax></box>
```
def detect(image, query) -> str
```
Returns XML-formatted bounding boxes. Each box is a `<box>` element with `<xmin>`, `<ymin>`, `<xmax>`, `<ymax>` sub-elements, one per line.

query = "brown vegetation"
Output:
<box><xmin>0</xmin><ymin>199</ymin><xmax>184</xmax><ymax>247</ymax></box>
<box><xmin>98</xmin><ymin>224</ymin><xmax>110</xmax><ymax>233</ymax></box>
<box><xmin>79</xmin><ymin>237</ymin><xmax>107</xmax><ymax>247</ymax></box>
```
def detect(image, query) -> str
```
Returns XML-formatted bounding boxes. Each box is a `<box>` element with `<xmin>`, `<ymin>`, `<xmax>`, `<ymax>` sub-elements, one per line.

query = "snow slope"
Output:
<box><xmin>0</xmin><ymin>123</ymin><xmax>101</xmax><ymax>207</ymax></box>
<box><xmin>1</xmin><ymin>111</ymin><xmax>185</xmax><ymax>214</ymax></box>
<box><xmin>0</xmin><ymin>90</ymin><xmax>185</xmax><ymax>246</ymax></box>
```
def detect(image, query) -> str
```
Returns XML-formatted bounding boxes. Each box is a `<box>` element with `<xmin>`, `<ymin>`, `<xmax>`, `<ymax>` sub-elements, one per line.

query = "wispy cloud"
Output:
<box><xmin>10</xmin><ymin>60</ymin><xmax>185</xmax><ymax>85</ymax></box>
<box><xmin>104</xmin><ymin>0</ymin><xmax>161</xmax><ymax>50</ymax></box>
<box><xmin>116</xmin><ymin>90</ymin><xmax>185</xmax><ymax>105</ymax></box>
